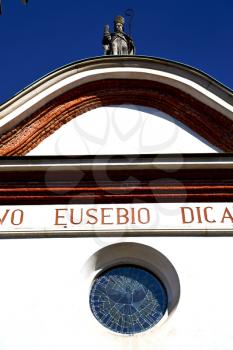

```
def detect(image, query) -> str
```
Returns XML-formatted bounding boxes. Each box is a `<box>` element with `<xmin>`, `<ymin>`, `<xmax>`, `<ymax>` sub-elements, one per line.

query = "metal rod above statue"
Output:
<box><xmin>102</xmin><ymin>15</ymin><xmax>135</xmax><ymax>56</ymax></box>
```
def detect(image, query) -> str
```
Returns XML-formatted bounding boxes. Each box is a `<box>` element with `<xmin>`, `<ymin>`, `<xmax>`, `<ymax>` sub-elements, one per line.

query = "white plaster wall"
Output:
<box><xmin>0</xmin><ymin>236</ymin><xmax>232</xmax><ymax>350</ymax></box>
<box><xmin>1</xmin><ymin>59</ymin><xmax>231</xmax><ymax>350</ymax></box>
<box><xmin>27</xmin><ymin>105</ymin><xmax>218</xmax><ymax>155</ymax></box>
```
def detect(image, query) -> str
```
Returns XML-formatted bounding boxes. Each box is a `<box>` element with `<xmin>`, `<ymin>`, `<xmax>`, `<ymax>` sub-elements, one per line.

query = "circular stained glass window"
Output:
<box><xmin>89</xmin><ymin>265</ymin><xmax>168</xmax><ymax>335</ymax></box>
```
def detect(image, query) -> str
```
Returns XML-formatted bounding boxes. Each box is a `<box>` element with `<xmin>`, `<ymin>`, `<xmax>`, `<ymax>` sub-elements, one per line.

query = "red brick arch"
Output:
<box><xmin>0</xmin><ymin>79</ymin><xmax>233</xmax><ymax>155</ymax></box>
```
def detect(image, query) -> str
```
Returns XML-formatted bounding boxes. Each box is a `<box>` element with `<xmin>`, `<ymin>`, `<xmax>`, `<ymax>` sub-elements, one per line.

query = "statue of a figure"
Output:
<box><xmin>102</xmin><ymin>16</ymin><xmax>135</xmax><ymax>56</ymax></box>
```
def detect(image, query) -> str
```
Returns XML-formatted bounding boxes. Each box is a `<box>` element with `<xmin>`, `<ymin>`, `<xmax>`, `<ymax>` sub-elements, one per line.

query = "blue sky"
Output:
<box><xmin>1</xmin><ymin>0</ymin><xmax>233</xmax><ymax>104</ymax></box>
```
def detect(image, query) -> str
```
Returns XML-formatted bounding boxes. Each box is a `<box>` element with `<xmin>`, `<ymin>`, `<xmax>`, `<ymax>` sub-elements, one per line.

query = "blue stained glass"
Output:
<box><xmin>89</xmin><ymin>265</ymin><xmax>168</xmax><ymax>335</ymax></box>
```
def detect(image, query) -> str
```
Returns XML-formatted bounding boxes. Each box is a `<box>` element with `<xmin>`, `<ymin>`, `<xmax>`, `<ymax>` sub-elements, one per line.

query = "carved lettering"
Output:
<box><xmin>181</xmin><ymin>207</ymin><xmax>194</xmax><ymax>224</ymax></box>
<box><xmin>70</xmin><ymin>208</ymin><xmax>83</xmax><ymax>224</ymax></box>
<box><xmin>221</xmin><ymin>207</ymin><xmax>233</xmax><ymax>223</ymax></box>
<box><xmin>0</xmin><ymin>209</ymin><xmax>24</xmax><ymax>226</ymax></box>
<box><xmin>101</xmin><ymin>208</ymin><xmax>114</xmax><ymax>225</ymax></box>
<box><xmin>196</xmin><ymin>207</ymin><xmax>202</xmax><ymax>223</ymax></box>
<box><xmin>11</xmin><ymin>209</ymin><xmax>24</xmax><ymax>225</ymax></box>
<box><xmin>117</xmin><ymin>208</ymin><xmax>129</xmax><ymax>225</ymax></box>
<box><xmin>55</xmin><ymin>208</ymin><xmax>68</xmax><ymax>226</ymax></box>
<box><xmin>138</xmin><ymin>208</ymin><xmax>150</xmax><ymax>224</ymax></box>
<box><xmin>0</xmin><ymin>209</ymin><xmax>10</xmax><ymax>225</ymax></box>
<box><xmin>204</xmin><ymin>207</ymin><xmax>216</xmax><ymax>223</ymax></box>
<box><xmin>86</xmin><ymin>208</ymin><xmax>98</xmax><ymax>225</ymax></box>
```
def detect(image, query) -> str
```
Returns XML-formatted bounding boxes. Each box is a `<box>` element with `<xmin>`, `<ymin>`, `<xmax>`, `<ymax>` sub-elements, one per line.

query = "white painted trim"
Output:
<box><xmin>0</xmin><ymin>158</ymin><xmax>233</xmax><ymax>171</ymax></box>
<box><xmin>0</xmin><ymin>58</ymin><xmax>233</xmax><ymax>136</ymax></box>
<box><xmin>0</xmin><ymin>203</ymin><xmax>233</xmax><ymax>236</ymax></box>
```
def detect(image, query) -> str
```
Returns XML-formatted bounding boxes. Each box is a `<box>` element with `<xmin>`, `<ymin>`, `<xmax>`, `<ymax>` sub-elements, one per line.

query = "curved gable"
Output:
<box><xmin>0</xmin><ymin>56</ymin><xmax>232</xmax><ymax>155</ymax></box>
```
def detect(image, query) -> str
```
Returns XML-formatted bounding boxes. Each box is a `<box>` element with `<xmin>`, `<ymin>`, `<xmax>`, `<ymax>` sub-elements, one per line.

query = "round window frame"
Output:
<box><xmin>81</xmin><ymin>242</ymin><xmax>180</xmax><ymax>336</ymax></box>
<box><xmin>89</xmin><ymin>263</ymin><xmax>169</xmax><ymax>335</ymax></box>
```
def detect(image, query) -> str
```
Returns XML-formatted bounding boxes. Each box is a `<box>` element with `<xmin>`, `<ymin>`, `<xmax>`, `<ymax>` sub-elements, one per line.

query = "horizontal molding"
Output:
<box><xmin>0</xmin><ymin>158</ymin><xmax>232</xmax><ymax>204</ymax></box>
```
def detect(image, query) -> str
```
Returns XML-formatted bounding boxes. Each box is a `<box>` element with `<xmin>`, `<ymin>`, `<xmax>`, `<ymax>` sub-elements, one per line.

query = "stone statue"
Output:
<box><xmin>102</xmin><ymin>16</ymin><xmax>135</xmax><ymax>56</ymax></box>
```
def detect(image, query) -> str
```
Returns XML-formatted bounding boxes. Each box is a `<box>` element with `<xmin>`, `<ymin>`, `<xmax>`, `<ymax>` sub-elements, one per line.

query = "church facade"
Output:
<box><xmin>0</xmin><ymin>56</ymin><xmax>233</xmax><ymax>349</ymax></box>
